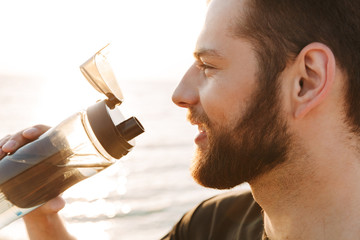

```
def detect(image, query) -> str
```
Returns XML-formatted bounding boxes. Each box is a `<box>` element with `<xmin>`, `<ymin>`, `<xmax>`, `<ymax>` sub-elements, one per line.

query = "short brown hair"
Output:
<box><xmin>235</xmin><ymin>0</ymin><xmax>360</xmax><ymax>133</ymax></box>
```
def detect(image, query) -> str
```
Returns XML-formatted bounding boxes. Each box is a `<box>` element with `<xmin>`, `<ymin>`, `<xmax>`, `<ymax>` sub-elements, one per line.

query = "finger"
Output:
<box><xmin>0</xmin><ymin>135</ymin><xmax>11</xmax><ymax>159</ymax></box>
<box><xmin>23</xmin><ymin>196</ymin><xmax>66</xmax><ymax>222</ymax></box>
<box><xmin>2</xmin><ymin>130</ymin><xmax>35</xmax><ymax>153</ymax></box>
<box><xmin>22</xmin><ymin>125</ymin><xmax>50</xmax><ymax>140</ymax></box>
<box><xmin>2</xmin><ymin>125</ymin><xmax>50</xmax><ymax>154</ymax></box>
<box><xmin>41</xmin><ymin>196</ymin><xmax>66</xmax><ymax>213</ymax></box>
<box><xmin>28</xmin><ymin>196</ymin><xmax>66</xmax><ymax>217</ymax></box>
<box><xmin>1</xmin><ymin>139</ymin><xmax>19</xmax><ymax>153</ymax></box>
<box><xmin>0</xmin><ymin>134</ymin><xmax>11</xmax><ymax>147</ymax></box>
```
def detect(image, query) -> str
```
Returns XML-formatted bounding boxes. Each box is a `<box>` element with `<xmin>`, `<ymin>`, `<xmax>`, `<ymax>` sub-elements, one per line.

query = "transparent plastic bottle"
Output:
<box><xmin>0</xmin><ymin>44</ymin><xmax>144</xmax><ymax>228</ymax></box>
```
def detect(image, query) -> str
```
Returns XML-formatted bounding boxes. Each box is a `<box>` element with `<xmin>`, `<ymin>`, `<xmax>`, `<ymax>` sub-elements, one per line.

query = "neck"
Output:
<box><xmin>250</xmin><ymin>149</ymin><xmax>360</xmax><ymax>240</ymax></box>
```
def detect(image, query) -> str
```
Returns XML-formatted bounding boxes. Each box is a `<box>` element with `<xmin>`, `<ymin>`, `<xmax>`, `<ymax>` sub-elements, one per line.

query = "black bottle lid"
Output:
<box><xmin>86</xmin><ymin>101</ymin><xmax>144</xmax><ymax>159</ymax></box>
<box><xmin>116</xmin><ymin>117</ymin><xmax>144</xmax><ymax>141</ymax></box>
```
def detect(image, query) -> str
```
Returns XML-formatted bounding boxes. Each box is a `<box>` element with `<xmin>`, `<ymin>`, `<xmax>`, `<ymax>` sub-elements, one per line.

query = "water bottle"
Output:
<box><xmin>0</xmin><ymin>45</ymin><xmax>144</xmax><ymax>228</ymax></box>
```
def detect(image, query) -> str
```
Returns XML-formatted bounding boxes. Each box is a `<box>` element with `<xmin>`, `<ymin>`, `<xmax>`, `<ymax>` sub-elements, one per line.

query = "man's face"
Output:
<box><xmin>172</xmin><ymin>0</ymin><xmax>292</xmax><ymax>189</ymax></box>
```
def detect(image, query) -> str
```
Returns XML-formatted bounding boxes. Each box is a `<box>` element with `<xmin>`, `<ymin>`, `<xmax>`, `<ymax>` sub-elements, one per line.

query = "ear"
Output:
<box><xmin>291</xmin><ymin>42</ymin><xmax>336</xmax><ymax>119</ymax></box>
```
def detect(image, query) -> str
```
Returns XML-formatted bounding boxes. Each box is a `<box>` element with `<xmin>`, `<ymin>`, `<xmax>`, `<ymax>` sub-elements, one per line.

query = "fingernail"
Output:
<box><xmin>23</xmin><ymin>127</ymin><xmax>39</xmax><ymax>138</ymax></box>
<box><xmin>2</xmin><ymin>140</ymin><xmax>17</xmax><ymax>152</ymax></box>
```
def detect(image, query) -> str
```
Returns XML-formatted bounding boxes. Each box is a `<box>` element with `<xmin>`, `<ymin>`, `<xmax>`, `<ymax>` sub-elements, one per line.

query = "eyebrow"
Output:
<box><xmin>193</xmin><ymin>48</ymin><xmax>225</xmax><ymax>61</ymax></box>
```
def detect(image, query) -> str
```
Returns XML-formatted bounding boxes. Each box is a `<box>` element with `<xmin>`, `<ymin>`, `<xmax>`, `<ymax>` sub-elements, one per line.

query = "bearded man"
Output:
<box><xmin>2</xmin><ymin>0</ymin><xmax>360</xmax><ymax>239</ymax></box>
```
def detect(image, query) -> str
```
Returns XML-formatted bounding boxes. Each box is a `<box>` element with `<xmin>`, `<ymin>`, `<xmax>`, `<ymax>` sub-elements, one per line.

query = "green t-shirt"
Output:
<box><xmin>161</xmin><ymin>190</ymin><xmax>265</xmax><ymax>240</ymax></box>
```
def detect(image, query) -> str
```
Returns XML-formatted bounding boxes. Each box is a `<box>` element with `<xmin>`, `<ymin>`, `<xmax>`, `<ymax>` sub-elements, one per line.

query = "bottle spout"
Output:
<box><xmin>116</xmin><ymin>117</ymin><xmax>144</xmax><ymax>141</ymax></box>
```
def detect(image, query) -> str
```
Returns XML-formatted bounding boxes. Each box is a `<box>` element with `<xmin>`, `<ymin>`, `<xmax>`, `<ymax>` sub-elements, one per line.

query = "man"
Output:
<box><xmin>1</xmin><ymin>0</ymin><xmax>360</xmax><ymax>239</ymax></box>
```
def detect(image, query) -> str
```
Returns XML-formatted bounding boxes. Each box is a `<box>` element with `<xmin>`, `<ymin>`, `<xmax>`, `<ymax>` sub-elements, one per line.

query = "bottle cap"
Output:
<box><xmin>80</xmin><ymin>44</ymin><xmax>123</xmax><ymax>109</ymax></box>
<box><xmin>86</xmin><ymin>101</ymin><xmax>144</xmax><ymax>159</ymax></box>
<box><xmin>82</xmin><ymin>45</ymin><xmax>144</xmax><ymax>158</ymax></box>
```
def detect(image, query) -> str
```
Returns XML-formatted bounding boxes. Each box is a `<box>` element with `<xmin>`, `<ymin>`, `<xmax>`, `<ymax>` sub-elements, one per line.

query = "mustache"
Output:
<box><xmin>186</xmin><ymin>107</ymin><xmax>211</xmax><ymax>127</ymax></box>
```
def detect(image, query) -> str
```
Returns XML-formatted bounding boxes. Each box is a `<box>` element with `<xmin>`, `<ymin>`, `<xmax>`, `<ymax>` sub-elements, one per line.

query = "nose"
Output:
<box><xmin>172</xmin><ymin>64</ymin><xmax>199</xmax><ymax>108</ymax></box>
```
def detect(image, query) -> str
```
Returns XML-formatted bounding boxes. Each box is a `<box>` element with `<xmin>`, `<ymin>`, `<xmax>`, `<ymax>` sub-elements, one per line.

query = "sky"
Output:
<box><xmin>0</xmin><ymin>0</ymin><xmax>207</xmax><ymax>79</ymax></box>
<box><xmin>0</xmin><ymin>0</ymin><xmax>208</xmax><ymax>127</ymax></box>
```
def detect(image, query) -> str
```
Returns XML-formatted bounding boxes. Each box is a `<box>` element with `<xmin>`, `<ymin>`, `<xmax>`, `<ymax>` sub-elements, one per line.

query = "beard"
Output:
<box><xmin>188</xmin><ymin>77</ymin><xmax>293</xmax><ymax>189</ymax></box>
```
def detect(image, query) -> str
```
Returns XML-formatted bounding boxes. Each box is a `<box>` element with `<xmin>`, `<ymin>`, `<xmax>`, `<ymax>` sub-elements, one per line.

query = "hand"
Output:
<box><xmin>0</xmin><ymin>125</ymin><xmax>64</xmax><ymax>211</ymax></box>
<box><xmin>23</xmin><ymin>194</ymin><xmax>75</xmax><ymax>240</ymax></box>
<box><xmin>0</xmin><ymin>125</ymin><xmax>75</xmax><ymax>239</ymax></box>
<box><xmin>0</xmin><ymin>125</ymin><xmax>66</xmax><ymax>214</ymax></box>
<box><xmin>0</xmin><ymin>124</ymin><xmax>50</xmax><ymax>159</ymax></box>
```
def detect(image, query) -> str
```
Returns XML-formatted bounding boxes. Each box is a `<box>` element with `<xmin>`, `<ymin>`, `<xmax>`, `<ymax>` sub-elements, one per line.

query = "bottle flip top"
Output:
<box><xmin>0</xmin><ymin>44</ymin><xmax>144</xmax><ymax>229</ymax></box>
<box><xmin>81</xmin><ymin>44</ymin><xmax>144</xmax><ymax>159</ymax></box>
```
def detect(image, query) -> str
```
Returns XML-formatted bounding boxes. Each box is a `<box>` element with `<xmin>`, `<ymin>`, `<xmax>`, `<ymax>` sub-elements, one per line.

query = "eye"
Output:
<box><xmin>196</xmin><ymin>62</ymin><xmax>215</xmax><ymax>72</ymax></box>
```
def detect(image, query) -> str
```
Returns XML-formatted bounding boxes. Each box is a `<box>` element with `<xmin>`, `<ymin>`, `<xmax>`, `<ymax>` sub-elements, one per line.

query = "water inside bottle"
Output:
<box><xmin>0</xmin><ymin>132</ymin><xmax>112</xmax><ymax>209</ymax></box>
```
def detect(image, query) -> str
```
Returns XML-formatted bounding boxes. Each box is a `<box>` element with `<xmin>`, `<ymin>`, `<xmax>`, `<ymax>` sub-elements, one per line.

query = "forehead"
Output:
<box><xmin>196</xmin><ymin>0</ymin><xmax>246</xmax><ymax>53</ymax></box>
<box><xmin>207</xmin><ymin>0</ymin><xmax>243</xmax><ymax>22</ymax></box>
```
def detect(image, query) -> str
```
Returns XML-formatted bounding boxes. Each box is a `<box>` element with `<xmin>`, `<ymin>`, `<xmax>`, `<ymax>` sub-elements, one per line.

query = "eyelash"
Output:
<box><xmin>196</xmin><ymin>62</ymin><xmax>215</xmax><ymax>71</ymax></box>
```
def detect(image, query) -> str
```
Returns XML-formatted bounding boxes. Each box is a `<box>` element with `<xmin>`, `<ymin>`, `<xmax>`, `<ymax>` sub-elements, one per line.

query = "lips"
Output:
<box><xmin>187</xmin><ymin>108</ymin><xmax>210</xmax><ymax>147</ymax></box>
<box><xmin>192</xmin><ymin>122</ymin><xmax>208</xmax><ymax>146</ymax></box>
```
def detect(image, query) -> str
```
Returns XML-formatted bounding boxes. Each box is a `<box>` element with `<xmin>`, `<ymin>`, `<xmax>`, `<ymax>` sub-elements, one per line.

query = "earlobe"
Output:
<box><xmin>293</xmin><ymin>42</ymin><xmax>336</xmax><ymax>119</ymax></box>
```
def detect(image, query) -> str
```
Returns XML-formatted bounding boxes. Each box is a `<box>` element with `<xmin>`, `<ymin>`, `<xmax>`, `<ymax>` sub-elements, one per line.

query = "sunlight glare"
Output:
<box><xmin>0</xmin><ymin>1</ymin><xmax>208</xmax><ymax>239</ymax></box>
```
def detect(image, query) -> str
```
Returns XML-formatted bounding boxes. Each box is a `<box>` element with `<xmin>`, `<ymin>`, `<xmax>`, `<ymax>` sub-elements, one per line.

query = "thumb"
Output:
<box><xmin>40</xmin><ymin>196</ymin><xmax>66</xmax><ymax>214</ymax></box>
<box><xmin>24</xmin><ymin>196</ymin><xmax>66</xmax><ymax>220</ymax></box>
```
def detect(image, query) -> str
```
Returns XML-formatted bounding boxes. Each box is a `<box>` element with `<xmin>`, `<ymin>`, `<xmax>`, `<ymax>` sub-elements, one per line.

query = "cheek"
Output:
<box><xmin>199</xmin><ymin>79</ymin><xmax>249</xmax><ymax>126</ymax></box>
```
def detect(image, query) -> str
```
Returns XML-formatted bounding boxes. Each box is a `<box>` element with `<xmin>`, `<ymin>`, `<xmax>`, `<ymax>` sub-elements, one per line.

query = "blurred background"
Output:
<box><xmin>0</xmin><ymin>0</ymin><xmax>240</xmax><ymax>239</ymax></box>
